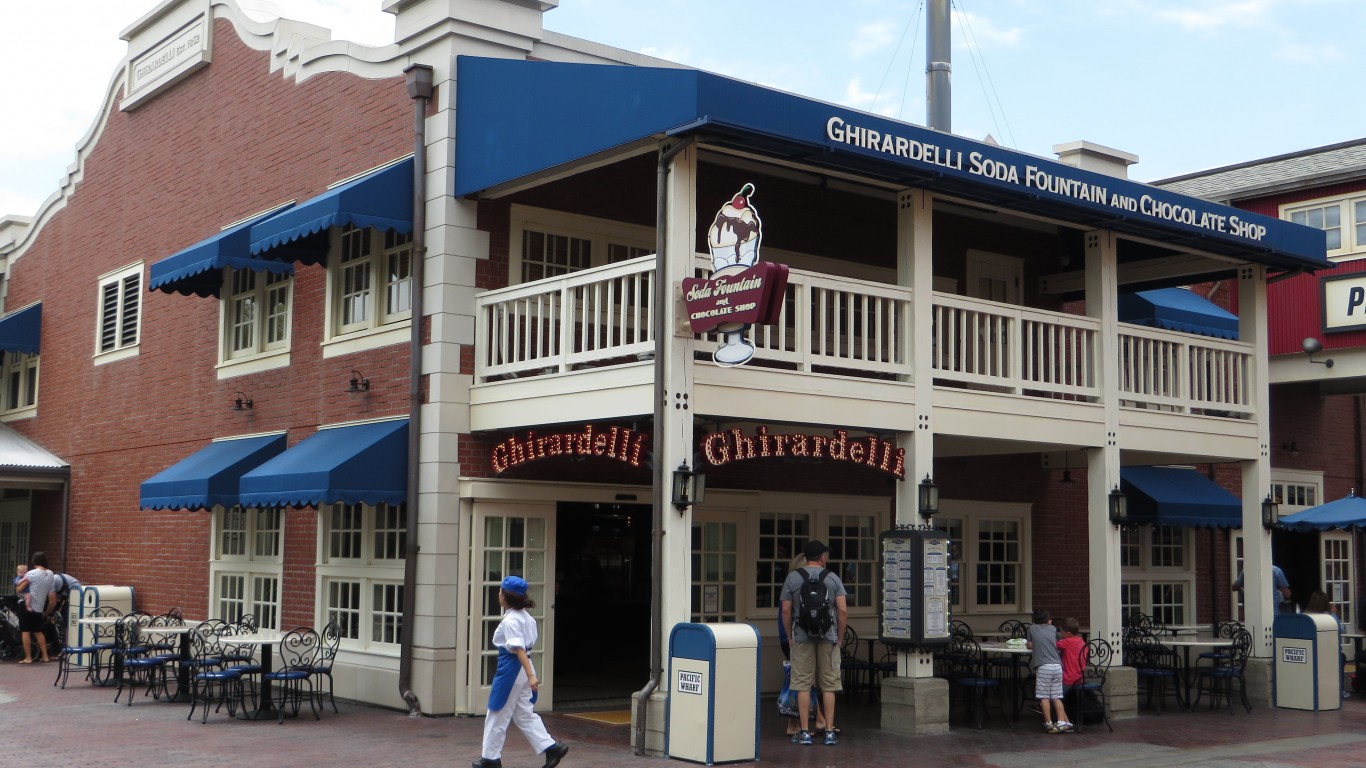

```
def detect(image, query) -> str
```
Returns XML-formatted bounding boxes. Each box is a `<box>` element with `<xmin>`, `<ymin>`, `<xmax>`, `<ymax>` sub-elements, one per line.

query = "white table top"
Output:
<box><xmin>978</xmin><ymin>641</ymin><xmax>1032</xmax><ymax>654</ymax></box>
<box><xmin>138</xmin><ymin>624</ymin><xmax>199</xmax><ymax>635</ymax></box>
<box><xmin>220</xmin><ymin>632</ymin><xmax>286</xmax><ymax>646</ymax></box>
<box><xmin>1163</xmin><ymin>638</ymin><xmax>1234</xmax><ymax>648</ymax></box>
<box><xmin>76</xmin><ymin>616</ymin><xmax>124</xmax><ymax>626</ymax></box>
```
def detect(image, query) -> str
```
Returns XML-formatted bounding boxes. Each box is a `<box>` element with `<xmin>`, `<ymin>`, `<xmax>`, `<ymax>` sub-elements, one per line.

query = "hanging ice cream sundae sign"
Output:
<box><xmin>682</xmin><ymin>184</ymin><xmax>790</xmax><ymax>366</ymax></box>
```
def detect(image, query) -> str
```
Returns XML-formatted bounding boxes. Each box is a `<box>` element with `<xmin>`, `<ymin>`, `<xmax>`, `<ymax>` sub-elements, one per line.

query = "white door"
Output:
<box><xmin>691</xmin><ymin>513</ymin><xmax>741</xmax><ymax>623</ymax></box>
<box><xmin>1230</xmin><ymin>533</ymin><xmax>1245</xmax><ymax>623</ymax></box>
<box><xmin>1322</xmin><ymin>532</ymin><xmax>1354</xmax><ymax>628</ymax></box>
<box><xmin>965</xmin><ymin>250</ymin><xmax>1022</xmax><ymax>304</ymax></box>
<box><xmin>0</xmin><ymin>497</ymin><xmax>31</xmax><ymax>578</ymax></box>
<box><xmin>468</xmin><ymin>502</ymin><xmax>556</xmax><ymax>713</ymax></box>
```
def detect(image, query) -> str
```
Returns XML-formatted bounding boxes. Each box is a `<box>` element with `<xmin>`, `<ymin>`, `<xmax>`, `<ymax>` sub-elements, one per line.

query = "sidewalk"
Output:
<box><xmin>3</xmin><ymin>661</ymin><xmax>1364</xmax><ymax>768</ymax></box>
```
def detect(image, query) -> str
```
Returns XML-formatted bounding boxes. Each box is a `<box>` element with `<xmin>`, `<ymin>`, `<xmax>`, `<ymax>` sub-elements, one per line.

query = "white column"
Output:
<box><xmin>1239</xmin><ymin>265</ymin><xmax>1275</xmax><ymax>656</ymax></box>
<box><xmin>899</xmin><ymin>188</ymin><xmax>934</xmax><ymax>525</ymax></box>
<box><xmin>1084</xmin><ymin>230</ymin><xmax>1123</xmax><ymax>651</ymax></box>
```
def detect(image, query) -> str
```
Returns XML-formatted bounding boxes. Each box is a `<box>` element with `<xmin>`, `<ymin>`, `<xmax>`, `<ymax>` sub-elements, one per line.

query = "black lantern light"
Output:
<box><xmin>918</xmin><ymin>474</ymin><xmax>939</xmax><ymax>520</ymax></box>
<box><xmin>1261</xmin><ymin>492</ymin><xmax>1280</xmax><ymax>529</ymax></box>
<box><xmin>671</xmin><ymin>463</ymin><xmax>705</xmax><ymax>513</ymax></box>
<box><xmin>1108</xmin><ymin>485</ymin><xmax>1128</xmax><ymax>526</ymax></box>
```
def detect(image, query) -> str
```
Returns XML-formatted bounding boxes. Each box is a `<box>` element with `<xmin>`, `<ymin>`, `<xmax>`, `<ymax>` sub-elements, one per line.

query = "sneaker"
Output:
<box><xmin>542</xmin><ymin>742</ymin><xmax>569</xmax><ymax>768</ymax></box>
<box><xmin>472</xmin><ymin>760</ymin><xmax>502</xmax><ymax>768</ymax></box>
<box><xmin>1044</xmin><ymin>722</ymin><xmax>1060</xmax><ymax>734</ymax></box>
<box><xmin>1056</xmin><ymin>721</ymin><xmax>1075</xmax><ymax>733</ymax></box>
<box><xmin>823</xmin><ymin>730</ymin><xmax>838</xmax><ymax>746</ymax></box>
<box><xmin>791</xmin><ymin>730</ymin><xmax>813</xmax><ymax>745</ymax></box>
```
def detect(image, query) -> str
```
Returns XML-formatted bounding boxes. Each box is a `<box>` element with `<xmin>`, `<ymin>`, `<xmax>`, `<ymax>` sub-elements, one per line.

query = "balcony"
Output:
<box><xmin>471</xmin><ymin>255</ymin><xmax>1258</xmax><ymax>442</ymax></box>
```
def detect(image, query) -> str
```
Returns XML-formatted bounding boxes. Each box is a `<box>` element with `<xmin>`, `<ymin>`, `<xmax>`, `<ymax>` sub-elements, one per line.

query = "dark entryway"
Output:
<box><xmin>553</xmin><ymin>501</ymin><xmax>652</xmax><ymax>708</ymax></box>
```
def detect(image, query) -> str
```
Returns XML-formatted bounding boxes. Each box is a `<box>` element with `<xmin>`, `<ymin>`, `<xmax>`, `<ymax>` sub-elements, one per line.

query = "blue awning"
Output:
<box><xmin>0</xmin><ymin>303</ymin><xmax>41</xmax><ymax>355</ymax></box>
<box><xmin>148</xmin><ymin>207</ymin><xmax>297</xmax><ymax>298</ymax></box>
<box><xmin>239</xmin><ymin>420</ymin><xmax>408</xmax><ymax>508</ymax></box>
<box><xmin>1121</xmin><ymin>466</ymin><xmax>1242</xmax><ymax>528</ymax></box>
<box><xmin>454</xmin><ymin>56</ymin><xmax>1328</xmax><ymax>272</ymax></box>
<box><xmin>1279</xmin><ymin>492</ymin><xmax>1366</xmax><ymax>531</ymax></box>
<box><xmin>140</xmin><ymin>433</ymin><xmax>287</xmax><ymax>510</ymax></box>
<box><xmin>248</xmin><ymin>158</ymin><xmax>413</xmax><ymax>265</ymax></box>
<box><xmin>1118</xmin><ymin>288</ymin><xmax>1240</xmax><ymax>340</ymax></box>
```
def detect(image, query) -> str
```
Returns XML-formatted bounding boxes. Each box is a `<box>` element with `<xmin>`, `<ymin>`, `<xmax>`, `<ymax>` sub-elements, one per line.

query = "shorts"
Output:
<box><xmin>1035</xmin><ymin>663</ymin><xmax>1063</xmax><ymax>700</ymax></box>
<box><xmin>790</xmin><ymin>641</ymin><xmax>842</xmax><ymax>692</ymax></box>
<box><xmin>18</xmin><ymin>607</ymin><xmax>45</xmax><ymax>633</ymax></box>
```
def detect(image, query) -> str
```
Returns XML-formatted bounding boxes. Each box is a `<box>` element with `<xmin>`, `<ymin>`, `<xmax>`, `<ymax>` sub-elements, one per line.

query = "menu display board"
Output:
<box><xmin>879</xmin><ymin>529</ymin><xmax>952</xmax><ymax>647</ymax></box>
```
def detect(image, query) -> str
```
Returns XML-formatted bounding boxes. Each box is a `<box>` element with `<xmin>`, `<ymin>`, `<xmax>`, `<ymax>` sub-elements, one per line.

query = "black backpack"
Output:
<box><xmin>51</xmin><ymin>573</ymin><xmax>78</xmax><ymax>605</ymax></box>
<box><xmin>794</xmin><ymin>567</ymin><xmax>834</xmax><ymax>637</ymax></box>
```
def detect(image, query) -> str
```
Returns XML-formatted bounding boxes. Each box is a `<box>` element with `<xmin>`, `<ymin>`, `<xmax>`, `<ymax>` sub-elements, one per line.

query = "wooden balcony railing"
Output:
<box><xmin>1118</xmin><ymin>324</ymin><xmax>1254</xmax><ymax>418</ymax></box>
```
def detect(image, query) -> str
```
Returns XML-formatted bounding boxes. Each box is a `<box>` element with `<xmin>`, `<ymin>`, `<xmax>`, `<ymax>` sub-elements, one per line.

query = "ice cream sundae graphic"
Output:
<box><xmin>707</xmin><ymin>184</ymin><xmax>763</xmax><ymax>365</ymax></box>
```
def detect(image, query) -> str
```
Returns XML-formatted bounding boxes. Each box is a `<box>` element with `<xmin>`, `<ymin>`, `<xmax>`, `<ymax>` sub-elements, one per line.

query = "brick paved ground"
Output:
<box><xmin>5</xmin><ymin>660</ymin><xmax>1366</xmax><ymax>768</ymax></box>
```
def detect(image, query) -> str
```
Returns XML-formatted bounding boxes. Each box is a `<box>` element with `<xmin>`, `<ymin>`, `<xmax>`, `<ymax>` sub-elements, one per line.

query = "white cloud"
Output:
<box><xmin>1150</xmin><ymin>0</ymin><xmax>1276</xmax><ymax>31</ymax></box>
<box><xmin>952</xmin><ymin>11</ymin><xmax>1023</xmax><ymax>48</ymax></box>
<box><xmin>850</xmin><ymin>20</ymin><xmax>898</xmax><ymax>58</ymax></box>
<box><xmin>844</xmin><ymin>77</ymin><xmax>879</xmax><ymax>110</ymax></box>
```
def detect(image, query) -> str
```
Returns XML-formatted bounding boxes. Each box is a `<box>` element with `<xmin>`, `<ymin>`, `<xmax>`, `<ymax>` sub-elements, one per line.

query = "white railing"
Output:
<box><xmin>475</xmin><ymin>255</ymin><xmax>655</xmax><ymax>380</ymax></box>
<box><xmin>930</xmin><ymin>293</ymin><xmax>1100</xmax><ymax>399</ymax></box>
<box><xmin>1118</xmin><ymin>324</ymin><xmax>1254</xmax><ymax>418</ymax></box>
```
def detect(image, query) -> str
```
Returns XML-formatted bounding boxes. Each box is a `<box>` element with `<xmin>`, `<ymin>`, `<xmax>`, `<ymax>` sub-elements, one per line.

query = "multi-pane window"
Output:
<box><xmin>935</xmin><ymin>506</ymin><xmax>1029</xmax><ymax>614</ymax></box>
<box><xmin>320</xmin><ymin>502</ymin><xmax>406</xmax><ymax>650</ymax></box>
<box><xmin>1322</xmin><ymin>534</ymin><xmax>1354</xmax><ymax>627</ymax></box>
<box><xmin>827</xmin><ymin>514</ymin><xmax>876</xmax><ymax>608</ymax></box>
<box><xmin>0</xmin><ymin>352</ymin><xmax>38</xmax><ymax>414</ymax></box>
<box><xmin>1272</xmin><ymin>481</ymin><xmax>1318</xmax><ymax>509</ymax></box>
<box><xmin>691</xmin><ymin>521</ymin><xmax>739</xmax><ymax>623</ymax></box>
<box><xmin>1283</xmin><ymin>194</ymin><xmax>1366</xmax><ymax>258</ymax></box>
<box><xmin>511</xmin><ymin>206</ymin><xmax>655</xmax><ymax>285</ymax></box>
<box><xmin>975</xmin><ymin>520</ymin><xmax>1021</xmax><ymax>607</ymax></box>
<box><xmin>1122</xmin><ymin>526</ymin><xmax>1194</xmax><ymax>623</ymax></box>
<box><xmin>329</xmin><ymin>227</ymin><xmax>412</xmax><ymax>338</ymax></box>
<box><xmin>211</xmin><ymin>506</ymin><xmax>282</xmax><ymax>630</ymax></box>
<box><xmin>96</xmin><ymin>264</ymin><xmax>142</xmax><ymax>357</ymax></box>
<box><xmin>756</xmin><ymin>512</ymin><xmax>810</xmax><ymax>609</ymax></box>
<box><xmin>224</xmin><ymin>268</ymin><xmax>291</xmax><ymax>360</ymax></box>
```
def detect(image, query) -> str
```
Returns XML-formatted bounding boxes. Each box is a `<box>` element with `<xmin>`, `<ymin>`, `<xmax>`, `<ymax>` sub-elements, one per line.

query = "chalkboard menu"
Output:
<box><xmin>879</xmin><ymin>529</ymin><xmax>952</xmax><ymax>647</ymax></box>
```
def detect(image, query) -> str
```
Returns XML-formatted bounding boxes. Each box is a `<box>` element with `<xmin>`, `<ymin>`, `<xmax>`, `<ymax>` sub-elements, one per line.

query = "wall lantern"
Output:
<box><xmin>918</xmin><ymin>474</ymin><xmax>939</xmax><ymax>520</ymax></box>
<box><xmin>230</xmin><ymin>391</ymin><xmax>253</xmax><ymax>411</ymax></box>
<box><xmin>348</xmin><ymin>370</ymin><xmax>370</xmax><ymax>392</ymax></box>
<box><xmin>1261</xmin><ymin>492</ymin><xmax>1280</xmax><ymax>529</ymax></box>
<box><xmin>1303</xmin><ymin>337</ymin><xmax>1334</xmax><ymax>368</ymax></box>
<box><xmin>671</xmin><ymin>463</ymin><xmax>705</xmax><ymax>513</ymax></box>
<box><xmin>1108</xmin><ymin>485</ymin><xmax>1128</xmax><ymax>526</ymax></box>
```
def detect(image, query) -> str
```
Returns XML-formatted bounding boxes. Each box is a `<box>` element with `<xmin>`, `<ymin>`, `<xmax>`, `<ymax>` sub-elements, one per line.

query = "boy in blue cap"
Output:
<box><xmin>474</xmin><ymin>575</ymin><xmax>570</xmax><ymax>768</ymax></box>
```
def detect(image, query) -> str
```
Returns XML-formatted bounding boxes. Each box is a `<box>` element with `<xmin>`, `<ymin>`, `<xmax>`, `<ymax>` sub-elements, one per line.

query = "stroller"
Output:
<box><xmin>0</xmin><ymin>594</ymin><xmax>63</xmax><ymax>661</ymax></box>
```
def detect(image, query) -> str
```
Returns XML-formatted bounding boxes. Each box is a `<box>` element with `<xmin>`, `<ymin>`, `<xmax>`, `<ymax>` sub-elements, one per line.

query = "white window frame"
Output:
<box><xmin>509</xmin><ymin>205</ymin><xmax>655</xmax><ymax>285</ymax></box>
<box><xmin>1281</xmin><ymin>192</ymin><xmax>1366</xmax><ymax>262</ymax></box>
<box><xmin>1231</xmin><ymin>470</ymin><xmax>1326</xmax><ymax>621</ymax></box>
<box><xmin>209</xmin><ymin>505</ymin><xmax>284</xmax><ymax>630</ymax></box>
<box><xmin>750</xmin><ymin>494</ymin><xmax>887</xmax><ymax>618</ymax></box>
<box><xmin>317</xmin><ymin>501</ymin><xmax>406</xmax><ymax>654</ymax></box>
<box><xmin>1122</xmin><ymin>525</ymin><xmax>1195</xmax><ymax>625</ymax></box>
<box><xmin>0</xmin><ymin>352</ymin><xmax>38</xmax><ymax>419</ymax></box>
<box><xmin>691</xmin><ymin>511</ymin><xmax>742</xmax><ymax>623</ymax></box>
<box><xmin>94</xmin><ymin>262</ymin><xmax>143</xmax><ymax>364</ymax></box>
<box><xmin>936</xmin><ymin>500</ymin><xmax>1032</xmax><ymax>616</ymax></box>
<box><xmin>320</xmin><ymin>227</ymin><xmax>412</xmax><ymax>359</ymax></box>
<box><xmin>217</xmin><ymin>267</ymin><xmax>293</xmax><ymax>375</ymax></box>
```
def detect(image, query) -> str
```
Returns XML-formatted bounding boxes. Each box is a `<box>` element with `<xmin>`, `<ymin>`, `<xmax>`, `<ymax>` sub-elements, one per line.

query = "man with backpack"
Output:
<box><xmin>779</xmin><ymin>540</ymin><xmax>848</xmax><ymax>747</ymax></box>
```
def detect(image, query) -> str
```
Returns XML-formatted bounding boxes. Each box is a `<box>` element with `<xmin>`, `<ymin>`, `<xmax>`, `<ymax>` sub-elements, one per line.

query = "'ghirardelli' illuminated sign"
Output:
<box><xmin>682</xmin><ymin>184</ymin><xmax>789</xmax><ymax>366</ymax></box>
<box><xmin>491</xmin><ymin>424</ymin><xmax>648</xmax><ymax>474</ymax></box>
<box><xmin>701</xmin><ymin>426</ymin><xmax>905</xmax><ymax>479</ymax></box>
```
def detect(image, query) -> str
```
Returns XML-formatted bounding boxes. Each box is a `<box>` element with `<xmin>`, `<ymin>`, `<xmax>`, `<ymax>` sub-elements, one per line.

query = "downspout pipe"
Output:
<box><xmin>636</xmin><ymin>136</ymin><xmax>693</xmax><ymax>756</ymax></box>
<box><xmin>400</xmin><ymin>63</ymin><xmax>434</xmax><ymax>717</ymax></box>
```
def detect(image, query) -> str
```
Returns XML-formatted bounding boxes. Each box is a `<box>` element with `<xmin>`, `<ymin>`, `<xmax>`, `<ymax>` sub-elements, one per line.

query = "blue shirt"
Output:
<box><xmin>1234</xmin><ymin>565</ymin><xmax>1290</xmax><ymax>608</ymax></box>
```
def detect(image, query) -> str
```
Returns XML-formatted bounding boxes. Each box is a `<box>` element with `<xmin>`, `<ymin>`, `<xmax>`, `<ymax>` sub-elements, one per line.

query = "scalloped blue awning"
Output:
<box><xmin>149</xmin><ymin>207</ymin><xmax>297</xmax><ymax>298</ymax></box>
<box><xmin>1118</xmin><ymin>288</ymin><xmax>1239</xmax><ymax>340</ymax></box>
<box><xmin>1122</xmin><ymin>466</ymin><xmax>1242</xmax><ymax>528</ymax></box>
<box><xmin>0</xmin><ymin>303</ymin><xmax>41</xmax><ymax>355</ymax></box>
<box><xmin>248</xmin><ymin>157</ymin><xmax>413</xmax><ymax>265</ymax></box>
<box><xmin>1279</xmin><ymin>493</ymin><xmax>1366</xmax><ymax>531</ymax></box>
<box><xmin>140</xmin><ymin>433</ymin><xmax>287</xmax><ymax>511</ymax></box>
<box><xmin>239</xmin><ymin>420</ymin><xmax>408</xmax><ymax>508</ymax></box>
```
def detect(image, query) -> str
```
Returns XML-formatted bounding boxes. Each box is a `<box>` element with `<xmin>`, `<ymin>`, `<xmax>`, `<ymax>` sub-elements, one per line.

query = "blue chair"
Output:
<box><xmin>1067</xmin><ymin>637</ymin><xmax>1113</xmax><ymax>732</ymax></box>
<box><xmin>1193</xmin><ymin>628</ymin><xmax>1252</xmax><ymax>713</ymax></box>
<box><xmin>310</xmin><ymin>621</ymin><xmax>342</xmax><ymax>714</ymax></box>
<box><xmin>53</xmin><ymin>604</ymin><xmax>121</xmax><ymax>689</ymax></box>
<box><xmin>1125</xmin><ymin>628</ymin><xmax>1180</xmax><ymax>713</ymax></box>
<box><xmin>946</xmin><ymin>637</ymin><xmax>1000</xmax><ymax>729</ymax></box>
<box><xmin>262</xmin><ymin>627</ymin><xmax>321</xmax><ymax>723</ymax></box>
<box><xmin>115</xmin><ymin>613</ymin><xmax>174</xmax><ymax>706</ymax></box>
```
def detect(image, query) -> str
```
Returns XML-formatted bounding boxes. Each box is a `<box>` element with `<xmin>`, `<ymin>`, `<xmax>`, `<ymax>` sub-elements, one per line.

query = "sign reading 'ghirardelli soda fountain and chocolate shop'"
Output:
<box><xmin>682</xmin><ymin>184</ymin><xmax>790</xmax><ymax>367</ymax></box>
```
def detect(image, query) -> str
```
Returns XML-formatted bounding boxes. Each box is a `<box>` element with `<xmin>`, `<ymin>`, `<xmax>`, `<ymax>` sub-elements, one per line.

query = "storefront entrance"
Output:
<box><xmin>553</xmin><ymin>501</ymin><xmax>652</xmax><ymax>707</ymax></box>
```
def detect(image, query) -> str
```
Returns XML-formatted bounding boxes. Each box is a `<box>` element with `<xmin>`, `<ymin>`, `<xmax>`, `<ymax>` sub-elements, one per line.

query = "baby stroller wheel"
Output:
<box><xmin>0</xmin><ymin>643</ymin><xmax>17</xmax><ymax>661</ymax></box>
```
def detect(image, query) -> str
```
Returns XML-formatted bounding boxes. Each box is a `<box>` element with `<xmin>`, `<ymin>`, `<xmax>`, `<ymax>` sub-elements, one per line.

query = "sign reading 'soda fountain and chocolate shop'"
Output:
<box><xmin>682</xmin><ymin>184</ymin><xmax>790</xmax><ymax>367</ymax></box>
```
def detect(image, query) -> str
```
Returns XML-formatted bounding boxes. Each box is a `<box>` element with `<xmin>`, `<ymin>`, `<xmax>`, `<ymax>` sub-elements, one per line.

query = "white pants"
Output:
<box><xmin>481</xmin><ymin>667</ymin><xmax>555</xmax><ymax>760</ymax></box>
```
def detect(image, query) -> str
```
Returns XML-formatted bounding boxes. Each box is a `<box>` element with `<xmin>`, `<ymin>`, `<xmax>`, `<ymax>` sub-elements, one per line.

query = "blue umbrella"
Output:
<box><xmin>1278</xmin><ymin>491</ymin><xmax>1366</xmax><ymax>531</ymax></box>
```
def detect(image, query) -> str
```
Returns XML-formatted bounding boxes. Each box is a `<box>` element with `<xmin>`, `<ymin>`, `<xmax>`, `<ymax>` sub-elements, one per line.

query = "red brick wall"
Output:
<box><xmin>9</xmin><ymin>19</ymin><xmax>412</xmax><ymax>619</ymax></box>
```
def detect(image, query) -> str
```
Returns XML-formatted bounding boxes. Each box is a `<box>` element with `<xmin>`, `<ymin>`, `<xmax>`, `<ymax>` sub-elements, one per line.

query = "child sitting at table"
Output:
<box><xmin>1057</xmin><ymin>617</ymin><xmax>1086</xmax><ymax>692</ymax></box>
<box><xmin>1027</xmin><ymin>608</ymin><xmax>1073</xmax><ymax>733</ymax></box>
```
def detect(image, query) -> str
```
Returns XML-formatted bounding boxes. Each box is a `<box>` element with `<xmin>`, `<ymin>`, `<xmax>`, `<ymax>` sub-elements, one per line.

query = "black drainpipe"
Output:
<box><xmin>399</xmin><ymin>63</ymin><xmax>434</xmax><ymax>717</ymax></box>
<box><xmin>636</xmin><ymin>136</ymin><xmax>693</xmax><ymax>755</ymax></box>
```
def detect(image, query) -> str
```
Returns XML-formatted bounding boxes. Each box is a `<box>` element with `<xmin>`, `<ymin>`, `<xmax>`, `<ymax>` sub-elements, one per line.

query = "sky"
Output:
<box><xmin>2</xmin><ymin>0</ymin><xmax>1364</xmax><ymax>219</ymax></box>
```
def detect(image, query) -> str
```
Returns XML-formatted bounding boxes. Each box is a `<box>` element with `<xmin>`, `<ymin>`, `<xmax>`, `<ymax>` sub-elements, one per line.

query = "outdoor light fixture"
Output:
<box><xmin>671</xmin><ymin>462</ymin><xmax>705</xmax><ymax>513</ymax></box>
<box><xmin>1261</xmin><ymin>492</ymin><xmax>1280</xmax><ymax>529</ymax></box>
<box><xmin>230</xmin><ymin>391</ymin><xmax>253</xmax><ymax>411</ymax></box>
<box><xmin>1303</xmin><ymin>337</ymin><xmax>1335</xmax><ymax>368</ymax></box>
<box><xmin>1281</xmin><ymin>439</ymin><xmax>1300</xmax><ymax>457</ymax></box>
<box><xmin>1108</xmin><ymin>485</ymin><xmax>1128</xmax><ymax>526</ymax></box>
<box><xmin>918</xmin><ymin>474</ymin><xmax>940</xmax><ymax>520</ymax></box>
<box><xmin>348</xmin><ymin>370</ymin><xmax>370</xmax><ymax>392</ymax></box>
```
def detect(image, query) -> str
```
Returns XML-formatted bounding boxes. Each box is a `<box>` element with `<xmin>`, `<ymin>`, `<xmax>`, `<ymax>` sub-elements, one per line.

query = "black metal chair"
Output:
<box><xmin>989</xmin><ymin>619</ymin><xmax>1029</xmax><ymax>711</ymax></box>
<box><xmin>1193</xmin><ymin>627</ymin><xmax>1252</xmax><ymax>713</ymax></box>
<box><xmin>1125</xmin><ymin>627</ymin><xmax>1181</xmax><ymax>713</ymax></box>
<box><xmin>840</xmin><ymin>625</ymin><xmax>874</xmax><ymax>701</ymax></box>
<box><xmin>1067</xmin><ymin>637</ymin><xmax>1114</xmax><ymax>732</ymax></box>
<box><xmin>311</xmin><ymin>621</ymin><xmax>342</xmax><ymax>714</ymax></box>
<box><xmin>1197</xmin><ymin>620</ymin><xmax>1242</xmax><ymax>668</ymax></box>
<box><xmin>220</xmin><ymin>620</ymin><xmax>263</xmax><ymax>711</ymax></box>
<box><xmin>54</xmin><ymin>604</ymin><xmax>121</xmax><ymax>689</ymax></box>
<box><xmin>944</xmin><ymin>637</ymin><xmax>1000</xmax><ymax>729</ymax></box>
<box><xmin>115</xmin><ymin>613</ymin><xmax>172</xmax><ymax>706</ymax></box>
<box><xmin>187</xmin><ymin>623</ymin><xmax>243</xmax><ymax>724</ymax></box>
<box><xmin>262</xmin><ymin>627</ymin><xmax>322</xmax><ymax>723</ymax></box>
